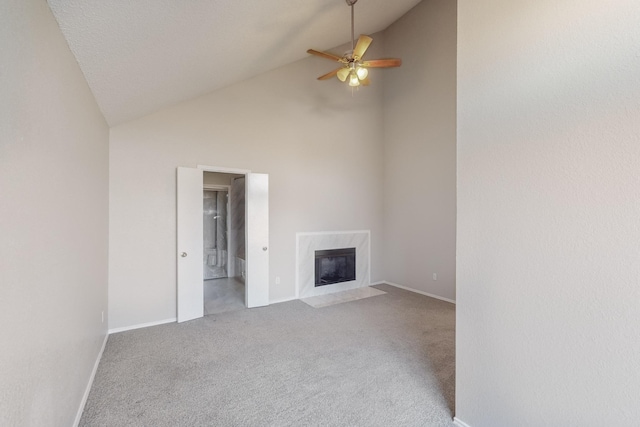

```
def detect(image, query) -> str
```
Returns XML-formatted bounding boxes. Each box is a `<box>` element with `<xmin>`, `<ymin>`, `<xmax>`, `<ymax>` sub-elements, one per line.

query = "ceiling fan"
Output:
<box><xmin>307</xmin><ymin>0</ymin><xmax>401</xmax><ymax>87</ymax></box>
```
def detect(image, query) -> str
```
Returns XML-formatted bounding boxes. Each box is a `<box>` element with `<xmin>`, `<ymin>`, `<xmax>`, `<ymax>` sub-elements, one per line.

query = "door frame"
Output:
<box><xmin>177</xmin><ymin>165</ymin><xmax>268</xmax><ymax>319</ymax></box>
<box><xmin>198</xmin><ymin>165</ymin><xmax>251</xmax><ymax>175</ymax></box>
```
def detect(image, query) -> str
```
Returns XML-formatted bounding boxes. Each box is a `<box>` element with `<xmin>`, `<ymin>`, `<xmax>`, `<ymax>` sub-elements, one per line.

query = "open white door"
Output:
<box><xmin>246</xmin><ymin>173</ymin><xmax>269</xmax><ymax>308</ymax></box>
<box><xmin>177</xmin><ymin>167</ymin><xmax>204</xmax><ymax>322</ymax></box>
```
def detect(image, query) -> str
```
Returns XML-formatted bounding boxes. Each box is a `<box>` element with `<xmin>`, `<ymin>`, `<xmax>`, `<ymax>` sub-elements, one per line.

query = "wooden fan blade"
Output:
<box><xmin>361</xmin><ymin>77</ymin><xmax>371</xmax><ymax>86</ymax></box>
<box><xmin>362</xmin><ymin>58</ymin><xmax>402</xmax><ymax>68</ymax></box>
<box><xmin>307</xmin><ymin>49</ymin><xmax>342</xmax><ymax>62</ymax></box>
<box><xmin>353</xmin><ymin>35</ymin><xmax>373</xmax><ymax>60</ymax></box>
<box><xmin>317</xmin><ymin>68</ymin><xmax>341</xmax><ymax>81</ymax></box>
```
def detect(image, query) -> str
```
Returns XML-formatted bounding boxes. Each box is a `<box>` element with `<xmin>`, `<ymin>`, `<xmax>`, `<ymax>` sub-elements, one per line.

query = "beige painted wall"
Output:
<box><xmin>0</xmin><ymin>0</ymin><xmax>109</xmax><ymax>425</ymax></box>
<box><xmin>108</xmin><ymin>38</ymin><xmax>386</xmax><ymax>329</ymax></box>
<box><xmin>457</xmin><ymin>0</ymin><xmax>640</xmax><ymax>425</ymax></box>
<box><xmin>382</xmin><ymin>0</ymin><xmax>457</xmax><ymax>301</ymax></box>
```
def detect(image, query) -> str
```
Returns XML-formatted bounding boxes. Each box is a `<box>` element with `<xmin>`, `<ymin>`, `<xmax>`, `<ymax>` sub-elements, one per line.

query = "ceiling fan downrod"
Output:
<box><xmin>346</xmin><ymin>0</ymin><xmax>358</xmax><ymax>52</ymax></box>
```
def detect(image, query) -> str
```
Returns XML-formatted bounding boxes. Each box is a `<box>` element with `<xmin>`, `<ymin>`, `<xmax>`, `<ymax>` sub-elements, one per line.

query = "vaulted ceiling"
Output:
<box><xmin>47</xmin><ymin>0</ymin><xmax>422</xmax><ymax>126</ymax></box>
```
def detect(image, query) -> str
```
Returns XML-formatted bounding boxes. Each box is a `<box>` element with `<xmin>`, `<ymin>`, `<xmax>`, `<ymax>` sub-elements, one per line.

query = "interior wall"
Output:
<box><xmin>456</xmin><ymin>0</ymin><xmax>640</xmax><ymax>425</ymax></box>
<box><xmin>108</xmin><ymin>37</ymin><xmax>386</xmax><ymax>329</ymax></box>
<box><xmin>382</xmin><ymin>0</ymin><xmax>457</xmax><ymax>300</ymax></box>
<box><xmin>0</xmin><ymin>0</ymin><xmax>109</xmax><ymax>425</ymax></box>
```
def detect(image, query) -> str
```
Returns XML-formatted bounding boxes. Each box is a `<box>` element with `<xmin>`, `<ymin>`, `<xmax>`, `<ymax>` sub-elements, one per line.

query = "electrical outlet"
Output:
<box><xmin>275</xmin><ymin>276</ymin><xmax>280</xmax><ymax>285</ymax></box>
<box><xmin>101</xmin><ymin>311</ymin><xmax>104</xmax><ymax>323</ymax></box>
<box><xmin>432</xmin><ymin>273</ymin><xmax>437</xmax><ymax>281</ymax></box>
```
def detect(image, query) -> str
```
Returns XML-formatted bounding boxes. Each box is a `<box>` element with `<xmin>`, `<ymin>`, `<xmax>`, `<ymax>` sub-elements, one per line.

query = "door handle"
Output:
<box><xmin>262</xmin><ymin>247</ymin><xmax>268</xmax><ymax>251</ymax></box>
<box><xmin>180</xmin><ymin>252</ymin><xmax>188</xmax><ymax>257</ymax></box>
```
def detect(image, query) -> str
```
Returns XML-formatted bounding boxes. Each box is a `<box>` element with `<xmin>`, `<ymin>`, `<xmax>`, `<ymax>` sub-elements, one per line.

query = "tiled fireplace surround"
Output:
<box><xmin>296</xmin><ymin>231</ymin><xmax>371</xmax><ymax>299</ymax></box>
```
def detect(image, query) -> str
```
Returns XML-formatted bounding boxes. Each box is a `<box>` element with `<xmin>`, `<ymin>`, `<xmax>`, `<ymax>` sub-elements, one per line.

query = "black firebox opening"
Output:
<box><xmin>314</xmin><ymin>247</ymin><xmax>356</xmax><ymax>287</ymax></box>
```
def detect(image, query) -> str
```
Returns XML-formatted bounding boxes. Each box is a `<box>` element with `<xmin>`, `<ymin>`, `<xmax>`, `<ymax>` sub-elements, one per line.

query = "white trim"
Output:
<box><xmin>197</xmin><ymin>164</ymin><xmax>251</xmax><ymax>174</ymax></box>
<box><xmin>295</xmin><ymin>235</ymin><xmax>300</xmax><ymax>299</ymax></box>
<box><xmin>73</xmin><ymin>333</ymin><xmax>108</xmax><ymax>427</ymax></box>
<box><xmin>453</xmin><ymin>417</ymin><xmax>472</xmax><ymax>427</ymax></box>
<box><xmin>366</xmin><ymin>233</ymin><xmax>371</xmax><ymax>289</ymax></box>
<box><xmin>269</xmin><ymin>295</ymin><xmax>297</xmax><ymax>305</ymax></box>
<box><xmin>108</xmin><ymin>318</ymin><xmax>176</xmax><ymax>334</ymax></box>
<box><xmin>382</xmin><ymin>281</ymin><xmax>456</xmax><ymax>304</ymax></box>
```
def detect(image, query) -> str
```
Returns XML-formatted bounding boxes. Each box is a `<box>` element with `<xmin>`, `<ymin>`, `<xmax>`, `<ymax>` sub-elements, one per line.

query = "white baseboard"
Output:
<box><xmin>74</xmin><ymin>332</ymin><xmax>108</xmax><ymax>427</ymax></box>
<box><xmin>453</xmin><ymin>417</ymin><xmax>472</xmax><ymax>427</ymax></box>
<box><xmin>108</xmin><ymin>317</ymin><xmax>176</xmax><ymax>334</ymax></box>
<box><xmin>379</xmin><ymin>281</ymin><xmax>456</xmax><ymax>304</ymax></box>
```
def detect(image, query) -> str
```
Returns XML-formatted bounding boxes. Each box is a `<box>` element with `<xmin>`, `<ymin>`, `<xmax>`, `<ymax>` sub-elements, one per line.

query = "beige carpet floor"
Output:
<box><xmin>80</xmin><ymin>284</ymin><xmax>456</xmax><ymax>426</ymax></box>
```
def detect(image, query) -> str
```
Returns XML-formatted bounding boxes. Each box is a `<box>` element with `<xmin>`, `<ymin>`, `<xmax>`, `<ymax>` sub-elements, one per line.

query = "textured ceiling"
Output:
<box><xmin>47</xmin><ymin>0</ymin><xmax>421</xmax><ymax>126</ymax></box>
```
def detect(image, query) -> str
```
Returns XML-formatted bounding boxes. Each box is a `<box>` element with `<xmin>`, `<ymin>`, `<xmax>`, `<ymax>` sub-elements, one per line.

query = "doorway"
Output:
<box><xmin>177</xmin><ymin>166</ymin><xmax>269</xmax><ymax>323</ymax></box>
<box><xmin>202</xmin><ymin>174</ymin><xmax>245</xmax><ymax>315</ymax></box>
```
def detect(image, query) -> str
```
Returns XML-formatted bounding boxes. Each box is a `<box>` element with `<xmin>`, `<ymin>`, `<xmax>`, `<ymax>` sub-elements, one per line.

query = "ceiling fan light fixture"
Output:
<box><xmin>355</xmin><ymin>66</ymin><xmax>368</xmax><ymax>80</ymax></box>
<box><xmin>337</xmin><ymin>67</ymin><xmax>350</xmax><ymax>82</ymax></box>
<box><xmin>348</xmin><ymin>71</ymin><xmax>361</xmax><ymax>87</ymax></box>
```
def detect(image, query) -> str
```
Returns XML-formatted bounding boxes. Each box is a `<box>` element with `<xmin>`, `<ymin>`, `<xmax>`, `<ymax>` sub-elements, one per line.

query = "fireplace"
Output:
<box><xmin>296</xmin><ymin>230</ymin><xmax>369</xmax><ymax>298</ymax></box>
<box><xmin>315</xmin><ymin>247</ymin><xmax>356</xmax><ymax>286</ymax></box>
